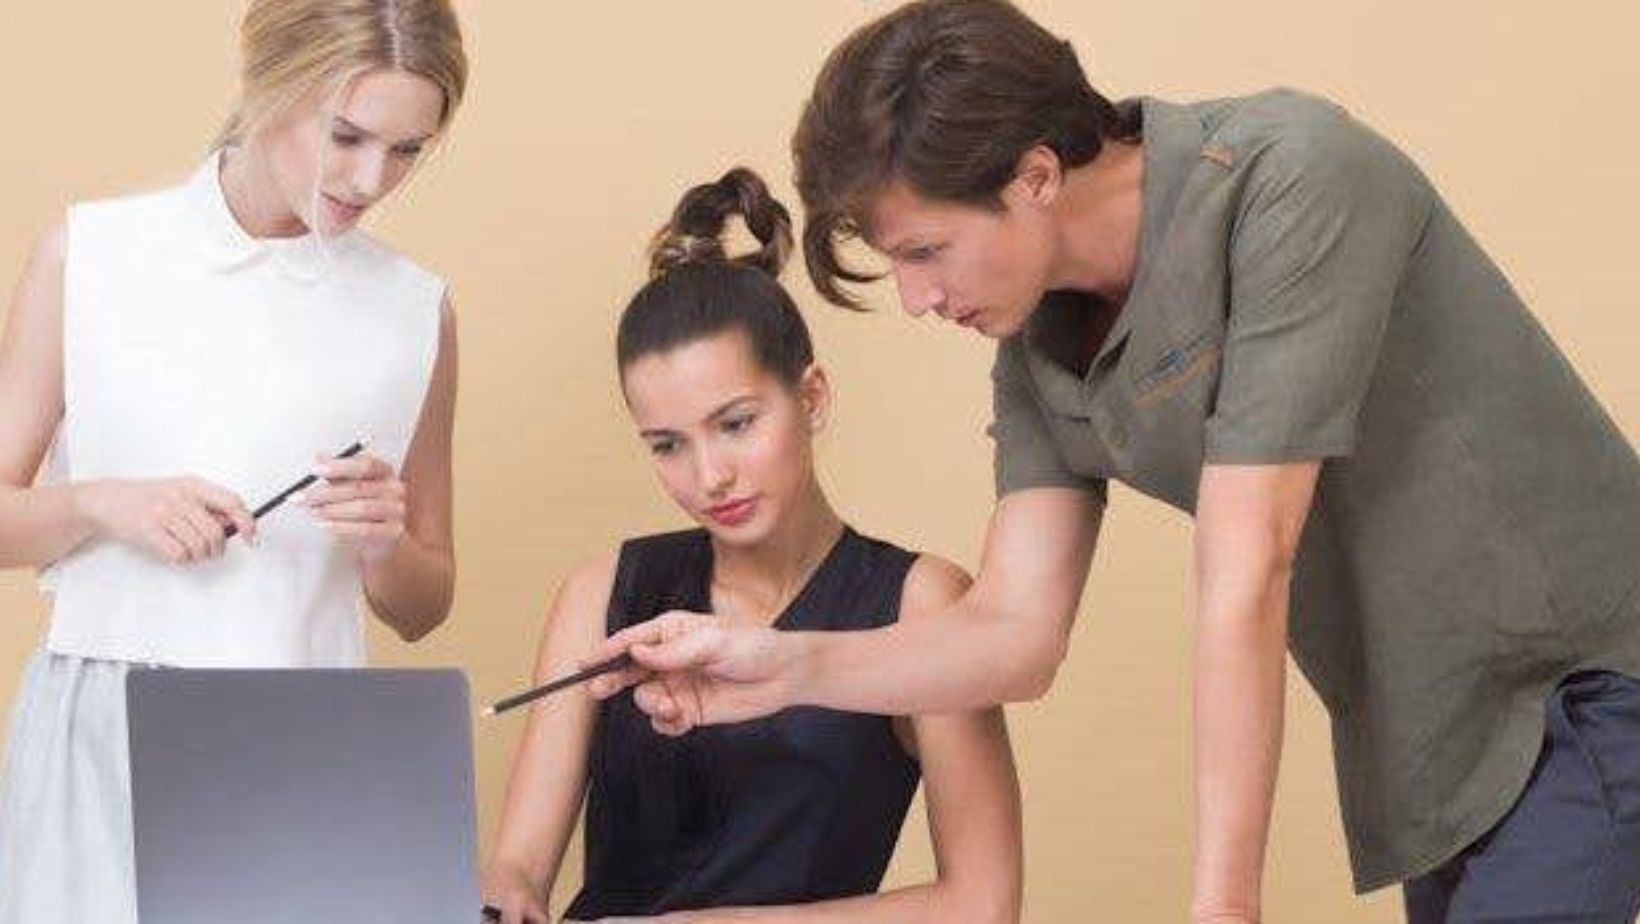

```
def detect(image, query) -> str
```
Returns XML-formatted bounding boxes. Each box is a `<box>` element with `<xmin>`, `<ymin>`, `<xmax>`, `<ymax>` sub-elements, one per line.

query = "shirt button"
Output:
<box><xmin>1093</xmin><ymin>412</ymin><xmax>1128</xmax><ymax>449</ymax></box>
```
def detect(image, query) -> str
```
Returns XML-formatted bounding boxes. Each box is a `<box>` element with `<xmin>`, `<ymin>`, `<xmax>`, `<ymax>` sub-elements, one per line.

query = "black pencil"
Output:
<box><xmin>225</xmin><ymin>440</ymin><xmax>366</xmax><ymax>538</ymax></box>
<box><xmin>483</xmin><ymin>653</ymin><xmax>637</xmax><ymax>716</ymax></box>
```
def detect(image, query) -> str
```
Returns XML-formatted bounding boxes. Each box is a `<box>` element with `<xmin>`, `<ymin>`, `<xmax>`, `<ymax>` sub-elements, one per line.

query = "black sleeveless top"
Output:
<box><xmin>564</xmin><ymin>527</ymin><xmax>921</xmax><ymax>919</ymax></box>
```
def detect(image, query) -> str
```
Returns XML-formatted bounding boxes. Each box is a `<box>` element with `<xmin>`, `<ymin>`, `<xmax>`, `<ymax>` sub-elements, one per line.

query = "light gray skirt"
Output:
<box><xmin>0</xmin><ymin>648</ymin><xmax>148</xmax><ymax>923</ymax></box>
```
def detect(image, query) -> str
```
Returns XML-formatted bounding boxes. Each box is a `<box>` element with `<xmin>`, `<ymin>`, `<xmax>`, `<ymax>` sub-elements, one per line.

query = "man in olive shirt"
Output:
<box><xmin>591</xmin><ymin>2</ymin><xmax>1640</xmax><ymax>920</ymax></box>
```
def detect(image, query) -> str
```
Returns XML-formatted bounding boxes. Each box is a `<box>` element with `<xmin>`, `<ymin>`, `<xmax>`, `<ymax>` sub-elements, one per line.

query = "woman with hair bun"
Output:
<box><xmin>481</xmin><ymin>168</ymin><xmax>1022</xmax><ymax>924</ymax></box>
<box><xmin>0</xmin><ymin>2</ymin><xmax>467</xmax><ymax>919</ymax></box>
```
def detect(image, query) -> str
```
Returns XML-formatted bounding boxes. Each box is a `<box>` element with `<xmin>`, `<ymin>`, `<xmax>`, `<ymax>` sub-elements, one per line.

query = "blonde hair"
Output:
<box><xmin>214</xmin><ymin>0</ymin><xmax>467</xmax><ymax>150</ymax></box>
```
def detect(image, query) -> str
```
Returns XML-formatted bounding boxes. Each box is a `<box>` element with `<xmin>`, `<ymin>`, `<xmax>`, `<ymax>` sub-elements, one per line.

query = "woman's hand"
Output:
<box><xmin>76</xmin><ymin>476</ymin><xmax>255</xmax><ymax>564</ymax></box>
<box><xmin>480</xmin><ymin>862</ymin><xmax>551</xmax><ymax>924</ymax></box>
<box><xmin>301</xmin><ymin>451</ymin><xmax>407</xmax><ymax>563</ymax></box>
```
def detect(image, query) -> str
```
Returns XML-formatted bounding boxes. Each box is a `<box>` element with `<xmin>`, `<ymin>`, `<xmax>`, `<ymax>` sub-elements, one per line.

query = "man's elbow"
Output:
<box><xmin>1005</xmin><ymin>628</ymin><xmax>1069</xmax><ymax>703</ymax></box>
<box><xmin>970</xmin><ymin>893</ymin><xmax>1022</xmax><ymax>924</ymax></box>
<box><xmin>942</xmin><ymin>875</ymin><xmax>1023</xmax><ymax>924</ymax></box>
<box><xmin>986</xmin><ymin>876</ymin><xmax>1025</xmax><ymax>924</ymax></box>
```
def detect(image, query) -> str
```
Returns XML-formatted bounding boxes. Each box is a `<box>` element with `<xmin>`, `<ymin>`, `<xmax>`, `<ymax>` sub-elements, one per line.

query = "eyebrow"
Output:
<box><xmin>879</xmin><ymin>241</ymin><xmax>934</xmax><ymax>263</ymax></box>
<box><xmin>873</xmin><ymin>227</ymin><xmax>942</xmax><ymax>258</ymax></box>
<box><xmin>331</xmin><ymin>116</ymin><xmax>433</xmax><ymax>147</ymax></box>
<box><xmin>638</xmin><ymin>395</ymin><xmax>759</xmax><ymax>439</ymax></box>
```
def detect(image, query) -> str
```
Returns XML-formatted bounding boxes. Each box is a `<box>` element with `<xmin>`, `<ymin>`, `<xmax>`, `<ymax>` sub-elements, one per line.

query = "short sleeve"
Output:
<box><xmin>1203</xmin><ymin>108</ymin><xmax>1430</xmax><ymax>463</ymax></box>
<box><xmin>988</xmin><ymin>338</ymin><xmax>1109</xmax><ymax>502</ymax></box>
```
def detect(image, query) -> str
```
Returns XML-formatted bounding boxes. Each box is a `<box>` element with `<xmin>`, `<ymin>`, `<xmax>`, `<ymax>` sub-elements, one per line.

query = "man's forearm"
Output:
<box><xmin>680</xmin><ymin>882</ymin><xmax>1002</xmax><ymax>924</ymax></box>
<box><xmin>793</xmin><ymin>591</ymin><xmax>1066</xmax><ymax>716</ymax></box>
<box><xmin>1189</xmin><ymin>571</ymin><xmax>1290</xmax><ymax>921</ymax></box>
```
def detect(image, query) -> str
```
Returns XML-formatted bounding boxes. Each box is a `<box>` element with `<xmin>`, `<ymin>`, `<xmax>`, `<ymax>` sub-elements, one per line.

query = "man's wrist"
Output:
<box><xmin>779</xmin><ymin>631</ymin><xmax>822</xmax><ymax>710</ymax></box>
<box><xmin>1190</xmin><ymin>885</ymin><xmax>1261</xmax><ymax>924</ymax></box>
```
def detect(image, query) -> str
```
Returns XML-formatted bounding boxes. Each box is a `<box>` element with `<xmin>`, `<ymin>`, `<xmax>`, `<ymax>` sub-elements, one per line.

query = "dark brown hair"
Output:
<box><xmin>793</xmin><ymin>0</ymin><xmax>1138</xmax><ymax>307</ymax></box>
<box><xmin>618</xmin><ymin>168</ymin><xmax>815</xmax><ymax>387</ymax></box>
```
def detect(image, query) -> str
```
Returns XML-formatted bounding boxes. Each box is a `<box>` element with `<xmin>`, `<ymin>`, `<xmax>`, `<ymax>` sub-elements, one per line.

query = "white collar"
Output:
<box><xmin>184</xmin><ymin>150</ymin><xmax>359</xmax><ymax>281</ymax></box>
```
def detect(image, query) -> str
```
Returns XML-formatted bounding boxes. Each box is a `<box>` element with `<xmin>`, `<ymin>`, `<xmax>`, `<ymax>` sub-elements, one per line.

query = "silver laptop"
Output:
<box><xmin>127</xmin><ymin>668</ymin><xmax>482</xmax><ymax>923</ymax></box>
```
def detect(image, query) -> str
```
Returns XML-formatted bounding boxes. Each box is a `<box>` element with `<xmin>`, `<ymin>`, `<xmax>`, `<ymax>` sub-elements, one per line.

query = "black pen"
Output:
<box><xmin>483</xmin><ymin>653</ymin><xmax>636</xmax><ymax>716</ymax></box>
<box><xmin>225</xmin><ymin>440</ymin><xmax>366</xmax><ymax>538</ymax></box>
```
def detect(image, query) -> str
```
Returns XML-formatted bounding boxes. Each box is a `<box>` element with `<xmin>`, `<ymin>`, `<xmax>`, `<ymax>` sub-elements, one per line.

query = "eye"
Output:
<box><xmin>390</xmin><ymin>143</ymin><xmax>425</xmax><ymax>160</ymax></box>
<box><xmin>902</xmin><ymin>243</ymin><xmax>944</xmax><ymax>264</ymax></box>
<box><xmin>646</xmin><ymin>438</ymin><xmax>679</xmax><ymax>457</ymax></box>
<box><xmin>721</xmin><ymin>414</ymin><xmax>756</xmax><ymax>435</ymax></box>
<box><xmin>330</xmin><ymin>131</ymin><xmax>363</xmax><ymax>147</ymax></box>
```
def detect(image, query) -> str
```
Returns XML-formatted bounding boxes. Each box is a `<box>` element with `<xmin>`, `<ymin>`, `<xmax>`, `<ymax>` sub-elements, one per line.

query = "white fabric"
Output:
<box><xmin>0</xmin><ymin>650</ymin><xmax>144</xmax><ymax>924</ymax></box>
<box><xmin>41</xmin><ymin>152</ymin><xmax>444</xmax><ymax>668</ymax></box>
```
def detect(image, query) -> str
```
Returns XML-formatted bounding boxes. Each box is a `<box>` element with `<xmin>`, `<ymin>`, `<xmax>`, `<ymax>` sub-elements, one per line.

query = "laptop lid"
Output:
<box><xmin>127</xmin><ymin>668</ymin><xmax>480</xmax><ymax>923</ymax></box>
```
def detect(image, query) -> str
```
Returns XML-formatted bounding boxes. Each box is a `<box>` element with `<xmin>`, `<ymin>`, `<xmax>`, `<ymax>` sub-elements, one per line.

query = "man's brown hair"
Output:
<box><xmin>793</xmin><ymin>0</ymin><xmax>1137</xmax><ymax>307</ymax></box>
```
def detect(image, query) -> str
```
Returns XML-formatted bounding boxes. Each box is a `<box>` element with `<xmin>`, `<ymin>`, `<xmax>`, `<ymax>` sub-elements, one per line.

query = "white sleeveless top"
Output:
<box><xmin>40</xmin><ymin>153</ymin><xmax>444</xmax><ymax>668</ymax></box>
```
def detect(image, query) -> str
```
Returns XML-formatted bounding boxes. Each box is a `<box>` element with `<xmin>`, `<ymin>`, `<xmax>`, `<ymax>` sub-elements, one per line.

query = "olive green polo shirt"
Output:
<box><xmin>990</xmin><ymin>88</ymin><xmax>1640</xmax><ymax>891</ymax></box>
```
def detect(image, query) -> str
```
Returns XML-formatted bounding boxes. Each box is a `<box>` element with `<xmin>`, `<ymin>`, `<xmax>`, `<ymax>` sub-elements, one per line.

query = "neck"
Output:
<box><xmin>218</xmin><ymin>145</ymin><xmax>310</xmax><ymax>240</ymax></box>
<box><xmin>711</xmin><ymin>479</ymin><xmax>845</xmax><ymax>619</ymax></box>
<box><xmin>1048</xmin><ymin>139</ymin><xmax>1145</xmax><ymax>305</ymax></box>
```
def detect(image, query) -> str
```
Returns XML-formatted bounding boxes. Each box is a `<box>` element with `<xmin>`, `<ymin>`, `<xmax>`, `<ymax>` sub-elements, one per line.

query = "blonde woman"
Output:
<box><xmin>0</xmin><ymin>2</ymin><xmax>467</xmax><ymax>919</ymax></box>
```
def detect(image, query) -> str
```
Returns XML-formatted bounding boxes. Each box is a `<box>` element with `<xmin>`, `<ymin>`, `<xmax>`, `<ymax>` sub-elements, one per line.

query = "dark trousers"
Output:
<box><xmin>1404</xmin><ymin>671</ymin><xmax>1640</xmax><ymax>923</ymax></box>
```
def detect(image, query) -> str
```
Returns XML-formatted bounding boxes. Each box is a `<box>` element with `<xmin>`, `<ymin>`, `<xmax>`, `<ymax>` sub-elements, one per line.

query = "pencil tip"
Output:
<box><xmin>481</xmin><ymin>706</ymin><xmax>496</xmax><ymax>717</ymax></box>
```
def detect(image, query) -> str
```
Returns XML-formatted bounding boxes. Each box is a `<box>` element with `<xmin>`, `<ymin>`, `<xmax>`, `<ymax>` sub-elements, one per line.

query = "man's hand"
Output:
<box><xmin>587</xmin><ymin>611</ymin><xmax>805</xmax><ymax>735</ymax></box>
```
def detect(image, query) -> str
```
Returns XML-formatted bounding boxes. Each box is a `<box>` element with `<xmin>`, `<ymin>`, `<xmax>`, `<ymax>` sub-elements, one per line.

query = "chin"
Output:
<box><xmin>319</xmin><ymin>214</ymin><xmax>363</xmax><ymax>237</ymax></box>
<box><xmin>984</xmin><ymin>314</ymin><xmax>1028</xmax><ymax>339</ymax></box>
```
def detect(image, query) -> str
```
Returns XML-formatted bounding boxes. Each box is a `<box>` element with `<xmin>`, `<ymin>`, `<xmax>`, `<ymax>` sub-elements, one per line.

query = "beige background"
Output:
<box><xmin>2</xmin><ymin>1</ymin><xmax>1637</xmax><ymax>920</ymax></box>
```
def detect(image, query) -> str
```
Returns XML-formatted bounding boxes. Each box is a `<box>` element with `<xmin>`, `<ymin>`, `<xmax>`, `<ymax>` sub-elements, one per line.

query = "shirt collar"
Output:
<box><xmin>1132</xmin><ymin>97</ymin><xmax>1209</xmax><ymax>265</ymax></box>
<box><xmin>183</xmin><ymin>149</ymin><xmax>357</xmax><ymax>280</ymax></box>
<box><xmin>1024</xmin><ymin>97</ymin><xmax>1208</xmax><ymax>375</ymax></box>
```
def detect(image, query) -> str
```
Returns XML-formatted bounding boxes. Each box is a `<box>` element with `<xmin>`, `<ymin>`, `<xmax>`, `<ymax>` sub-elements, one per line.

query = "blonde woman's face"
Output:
<box><xmin>260</xmin><ymin>68</ymin><xmax>445</xmax><ymax>235</ymax></box>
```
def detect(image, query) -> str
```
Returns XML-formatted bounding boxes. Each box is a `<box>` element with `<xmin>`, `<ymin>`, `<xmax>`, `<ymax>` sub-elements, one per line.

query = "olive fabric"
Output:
<box><xmin>989</xmin><ymin>88</ymin><xmax>1640</xmax><ymax>890</ymax></box>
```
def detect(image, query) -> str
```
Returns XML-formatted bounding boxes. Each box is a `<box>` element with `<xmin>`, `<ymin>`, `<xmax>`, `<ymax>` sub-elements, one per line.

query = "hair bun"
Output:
<box><xmin>649</xmin><ymin>231</ymin><xmax>727</xmax><ymax>275</ymax></box>
<box><xmin>649</xmin><ymin>167</ymin><xmax>794</xmax><ymax>279</ymax></box>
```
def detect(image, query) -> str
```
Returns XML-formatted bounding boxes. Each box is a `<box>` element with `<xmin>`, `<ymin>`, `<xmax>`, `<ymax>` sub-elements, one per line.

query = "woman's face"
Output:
<box><xmin>622</xmin><ymin>330</ymin><xmax>828</xmax><ymax>547</ymax></box>
<box><xmin>255</xmin><ymin>67</ymin><xmax>445</xmax><ymax>236</ymax></box>
<box><xmin>864</xmin><ymin>174</ymin><xmax>1059</xmax><ymax>340</ymax></box>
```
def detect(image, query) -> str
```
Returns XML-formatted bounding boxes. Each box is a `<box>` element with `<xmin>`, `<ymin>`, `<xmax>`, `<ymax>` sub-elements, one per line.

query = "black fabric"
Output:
<box><xmin>565</xmin><ymin>527</ymin><xmax>921</xmax><ymax>919</ymax></box>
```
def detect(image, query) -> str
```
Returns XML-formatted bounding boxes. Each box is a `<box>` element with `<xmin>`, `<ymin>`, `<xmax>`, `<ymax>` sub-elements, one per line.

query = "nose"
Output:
<box><xmin>892</xmin><ymin>265</ymin><xmax>946</xmax><ymax>319</ymax></box>
<box><xmin>350</xmin><ymin>149</ymin><xmax>391</xmax><ymax>202</ymax></box>
<box><xmin>694</xmin><ymin>443</ymin><xmax>734</xmax><ymax>497</ymax></box>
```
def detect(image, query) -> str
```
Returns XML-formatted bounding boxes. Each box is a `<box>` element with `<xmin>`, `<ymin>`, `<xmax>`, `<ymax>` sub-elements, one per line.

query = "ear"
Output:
<box><xmin>796</xmin><ymin>363</ymin><xmax>832</xmax><ymax>434</ymax></box>
<box><xmin>1007</xmin><ymin>145</ymin><xmax>1065</xmax><ymax>209</ymax></box>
